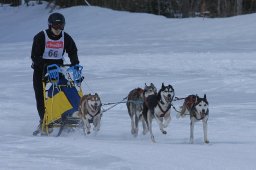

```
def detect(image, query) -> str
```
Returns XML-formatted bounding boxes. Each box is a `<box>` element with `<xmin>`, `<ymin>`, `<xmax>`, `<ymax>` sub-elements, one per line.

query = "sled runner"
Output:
<box><xmin>38</xmin><ymin>64</ymin><xmax>84</xmax><ymax>136</ymax></box>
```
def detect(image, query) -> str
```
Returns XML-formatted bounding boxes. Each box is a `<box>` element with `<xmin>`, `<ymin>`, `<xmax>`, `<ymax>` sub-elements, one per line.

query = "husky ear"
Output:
<box><xmin>195</xmin><ymin>94</ymin><xmax>199</xmax><ymax>102</ymax></box>
<box><xmin>162</xmin><ymin>83</ymin><xmax>164</xmax><ymax>88</ymax></box>
<box><xmin>95</xmin><ymin>93</ymin><xmax>98</xmax><ymax>96</ymax></box>
<box><xmin>204</xmin><ymin>94</ymin><xmax>208</xmax><ymax>103</ymax></box>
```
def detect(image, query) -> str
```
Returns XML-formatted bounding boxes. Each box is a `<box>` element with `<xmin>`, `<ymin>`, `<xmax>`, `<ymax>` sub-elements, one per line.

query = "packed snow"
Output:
<box><xmin>0</xmin><ymin>3</ymin><xmax>256</xmax><ymax>170</ymax></box>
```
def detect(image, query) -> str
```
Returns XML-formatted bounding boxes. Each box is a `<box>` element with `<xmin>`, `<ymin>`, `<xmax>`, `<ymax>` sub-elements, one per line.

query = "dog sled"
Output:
<box><xmin>34</xmin><ymin>64</ymin><xmax>84</xmax><ymax>136</ymax></box>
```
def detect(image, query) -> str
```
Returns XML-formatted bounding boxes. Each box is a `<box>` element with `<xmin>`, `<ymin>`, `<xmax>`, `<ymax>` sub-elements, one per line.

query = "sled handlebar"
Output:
<box><xmin>62</xmin><ymin>64</ymin><xmax>72</xmax><ymax>67</ymax></box>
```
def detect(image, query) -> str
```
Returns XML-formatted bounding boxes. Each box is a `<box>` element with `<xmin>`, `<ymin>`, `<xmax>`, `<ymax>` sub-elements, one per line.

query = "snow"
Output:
<box><xmin>0</xmin><ymin>3</ymin><xmax>256</xmax><ymax>170</ymax></box>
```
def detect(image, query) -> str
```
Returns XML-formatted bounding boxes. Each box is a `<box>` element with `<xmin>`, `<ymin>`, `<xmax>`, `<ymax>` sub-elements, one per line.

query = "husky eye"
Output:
<box><xmin>204</xmin><ymin>104</ymin><xmax>207</xmax><ymax>106</ymax></box>
<box><xmin>199</xmin><ymin>104</ymin><xmax>201</xmax><ymax>106</ymax></box>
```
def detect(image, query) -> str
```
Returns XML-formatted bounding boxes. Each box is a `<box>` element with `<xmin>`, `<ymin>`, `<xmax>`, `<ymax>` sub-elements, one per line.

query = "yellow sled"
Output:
<box><xmin>41</xmin><ymin>64</ymin><xmax>83</xmax><ymax>136</ymax></box>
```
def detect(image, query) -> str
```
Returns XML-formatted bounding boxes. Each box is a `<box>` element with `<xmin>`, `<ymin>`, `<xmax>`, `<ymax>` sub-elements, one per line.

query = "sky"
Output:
<box><xmin>0</xmin><ymin>2</ymin><xmax>256</xmax><ymax>170</ymax></box>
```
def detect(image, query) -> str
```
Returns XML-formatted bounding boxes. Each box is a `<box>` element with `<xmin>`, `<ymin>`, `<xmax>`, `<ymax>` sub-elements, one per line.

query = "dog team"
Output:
<box><xmin>73</xmin><ymin>82</ymin><xmax>209</xmax><ymax>144</ymax></box>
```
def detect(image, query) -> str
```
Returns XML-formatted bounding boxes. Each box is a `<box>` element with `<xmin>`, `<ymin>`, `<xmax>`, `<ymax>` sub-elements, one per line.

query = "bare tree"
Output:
<box><xmin>157</xmin><ymin>0</ymin><xmax>160</xmax><ymax>15</ymax></box>
<box><xmin>236</xmin><ymin>0</ymin><xmax>243</xmax><ymax>15</ymax></box>
<box><xmin>3</xmin><ymin>0</ymin><xmax>256</xmax><ymax>18</ymax></box>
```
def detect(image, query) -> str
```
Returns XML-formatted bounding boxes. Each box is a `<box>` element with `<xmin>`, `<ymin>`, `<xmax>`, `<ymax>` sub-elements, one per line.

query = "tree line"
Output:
<box><xmin>1</xmin><ymin>0</ymin><xmax>256</xmax><ymax>18</ymax></box>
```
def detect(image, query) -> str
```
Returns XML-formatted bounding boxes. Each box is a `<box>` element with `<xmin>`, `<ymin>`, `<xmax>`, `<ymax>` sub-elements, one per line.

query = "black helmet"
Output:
<box><xmin>48</xmin><ymin>12</ymin><xmax>65</xmax><ymax>30</ymax></box>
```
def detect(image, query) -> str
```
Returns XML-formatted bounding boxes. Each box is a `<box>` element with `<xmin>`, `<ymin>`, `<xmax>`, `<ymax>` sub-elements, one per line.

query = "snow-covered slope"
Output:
<box><xmin>0</xmin><ymin>3</ymin><xmax>255</xmax><ymax>170</ymax></box>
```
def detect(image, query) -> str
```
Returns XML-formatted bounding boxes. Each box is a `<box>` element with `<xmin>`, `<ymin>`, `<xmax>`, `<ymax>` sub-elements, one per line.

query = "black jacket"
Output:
<box><xmin>31</xmin><ymin>29</ymin><xmax>79</xmax><ymax>71</ymax></box>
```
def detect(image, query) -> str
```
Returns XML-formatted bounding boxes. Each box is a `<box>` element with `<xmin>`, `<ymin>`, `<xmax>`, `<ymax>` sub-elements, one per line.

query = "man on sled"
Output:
<box><xmin>31</xmin><ymin>12</ymin><xmax>82</xmax><ymax>135</ymax></box>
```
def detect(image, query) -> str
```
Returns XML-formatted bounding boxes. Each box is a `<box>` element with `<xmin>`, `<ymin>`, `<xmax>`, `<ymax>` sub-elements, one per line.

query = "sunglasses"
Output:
<box><xmin>51</xmin><ymin>23</ymin><xmax>65</xmax><ymax>30</ymax></box>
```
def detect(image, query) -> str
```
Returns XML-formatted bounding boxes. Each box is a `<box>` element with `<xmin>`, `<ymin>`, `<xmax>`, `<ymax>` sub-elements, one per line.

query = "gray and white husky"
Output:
<box><xmin>126</xmin><ymin>83</ymin><xmax>157</xmax><ymax>137</ymax></box>
<box><xmin>143</xmin><ymin>83</ymin><xmax>175</xmax><ymax>143</ymax></box>
<box><xmin>143</xmin><ymin>83</ymin><xmax>157</xmax><ymax>98</ymax></box>
<box><xmin>176</xmin><ymin>94</ymin><xmax>209</xmax><ymax>144</ymax></box>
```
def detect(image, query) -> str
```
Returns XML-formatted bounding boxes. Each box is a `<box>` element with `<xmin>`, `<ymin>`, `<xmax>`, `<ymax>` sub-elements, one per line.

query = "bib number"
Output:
<box><xmin>48</xmin><ymin>50</ymin><xmax>58</xmax><ymax>58</ymax></box>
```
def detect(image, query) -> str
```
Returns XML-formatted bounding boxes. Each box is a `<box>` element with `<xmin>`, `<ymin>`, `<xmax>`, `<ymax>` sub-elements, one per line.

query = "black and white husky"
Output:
<box><xmin>176</xmin><ymin>94</ymin><xmax>209</xmax><ymax>144</ymax></box>
<box><xmin>126</xmin><ymin>83</ymin><xmax>157</xmax><ymax>137</ymax></box>
<box><xmin>143</xmin><ymin>83</ymin><xmax>175</xmax><ymax>143</ymax></box>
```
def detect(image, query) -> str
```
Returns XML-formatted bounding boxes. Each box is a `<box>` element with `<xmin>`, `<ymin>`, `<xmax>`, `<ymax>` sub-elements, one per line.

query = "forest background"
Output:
<box><xmin>2</xmin><ymin>0</ymin><xmax>256</xmax><ymax>18</ymax></box>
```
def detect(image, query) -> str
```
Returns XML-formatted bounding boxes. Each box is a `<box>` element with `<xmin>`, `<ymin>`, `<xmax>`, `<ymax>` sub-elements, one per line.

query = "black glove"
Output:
<box><xmin>31</xmin><ymin>62</ymin><xmax>35</xmax><ymax>69</ymax></box>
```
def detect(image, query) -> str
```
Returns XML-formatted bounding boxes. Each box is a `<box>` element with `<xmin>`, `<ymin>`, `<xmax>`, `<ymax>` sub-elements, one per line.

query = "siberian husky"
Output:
<box><xmin>126</xmin><ymin>83</ymin><xmax>157</xmax><ymax>137</ymax></box>
<box><xmin>176</xmin><ymin>94</ymin><xmax>209</xmax><ymax>144</ymax></box>
<box><xmin>143</xmin><ymin>83</ymin><xmax>175</xmax><ymax>142</ymax></box>
<box><xmin>126</xmin><ymin>88</ymin><xmax>145</xmax><ymax>137</ymax></box>
<box><xmin>74</xmin><ymin>93</ymin><xmax>102</xmax><ymax>134</ymax></box>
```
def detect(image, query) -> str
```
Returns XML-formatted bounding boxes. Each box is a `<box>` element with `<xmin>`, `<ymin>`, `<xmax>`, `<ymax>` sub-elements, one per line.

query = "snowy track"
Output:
<box><xmin>0</xmin><ymin>4</ymin><xmax>256</xmax><ymax>170</ymax></box>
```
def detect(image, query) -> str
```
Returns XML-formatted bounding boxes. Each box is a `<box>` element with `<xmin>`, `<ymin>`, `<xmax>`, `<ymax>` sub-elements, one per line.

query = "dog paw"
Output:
<box><xmin>161</xmin><ymin>130</ymin><xmax>167</xmax><ymax>134</ymax></box>
<box><xmin>93</xmin><ymin>127</ymin><xmax>100</xmax><ymax>132</ymax></box>
<box><xmin>131</xmin><ymin>128</ymin><xmax>136</xmax><ymax>135</ymax></box>
<box><xmin>95</xmin><ymin>129</ymin><xmax>100</xmax><ymax>132</ymax></box>
<box><xmin>87</xmin><ymin>131</ymin><xmax>91</xmax><ymax>134</ymax></box>
<box><xmin>142</xmin><ymin>130</ymin><xmax>148</xmax><ymax>135</ymax></box>
<box><xmin>133</xmin><ymin>133</ymin><xmax>138</xmax><ymax>137</ymax></box>
<box><xmin>205</xmin><ymin>140</ymin><xmax>210</xmax><ymax>144</ymax></box>
<box><xmin>151</xmin><ymin>136</ymin><xmax>156</xmax><ymax>143</ymax></box>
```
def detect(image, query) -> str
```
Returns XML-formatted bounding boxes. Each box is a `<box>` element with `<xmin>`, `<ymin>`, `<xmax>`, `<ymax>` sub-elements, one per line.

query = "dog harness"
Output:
<box><xmin>43</xmin><ymin>30</ymin><xmax>64</xmax><ymax>60</ymax></box>
<box><xmin>158</xmin><ymin>102</ymin><xmax>172</xmax><ymax>117</ymax></box>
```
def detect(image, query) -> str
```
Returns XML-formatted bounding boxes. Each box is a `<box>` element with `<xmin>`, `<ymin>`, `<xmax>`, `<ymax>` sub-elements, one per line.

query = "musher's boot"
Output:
<box><xmin>33</xmin><ymin>120</ymin><xmax>53</xmax><ymax>136</ymax></box>
<box><xmin>33</xmin><ymin>120</ymin><xmax>43</xmax><ymax>136</ymax></box>
<box><xmin>32</xmin><ymin>120</ymin><xmax>46</xmax><ymax>136</ymax></box>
